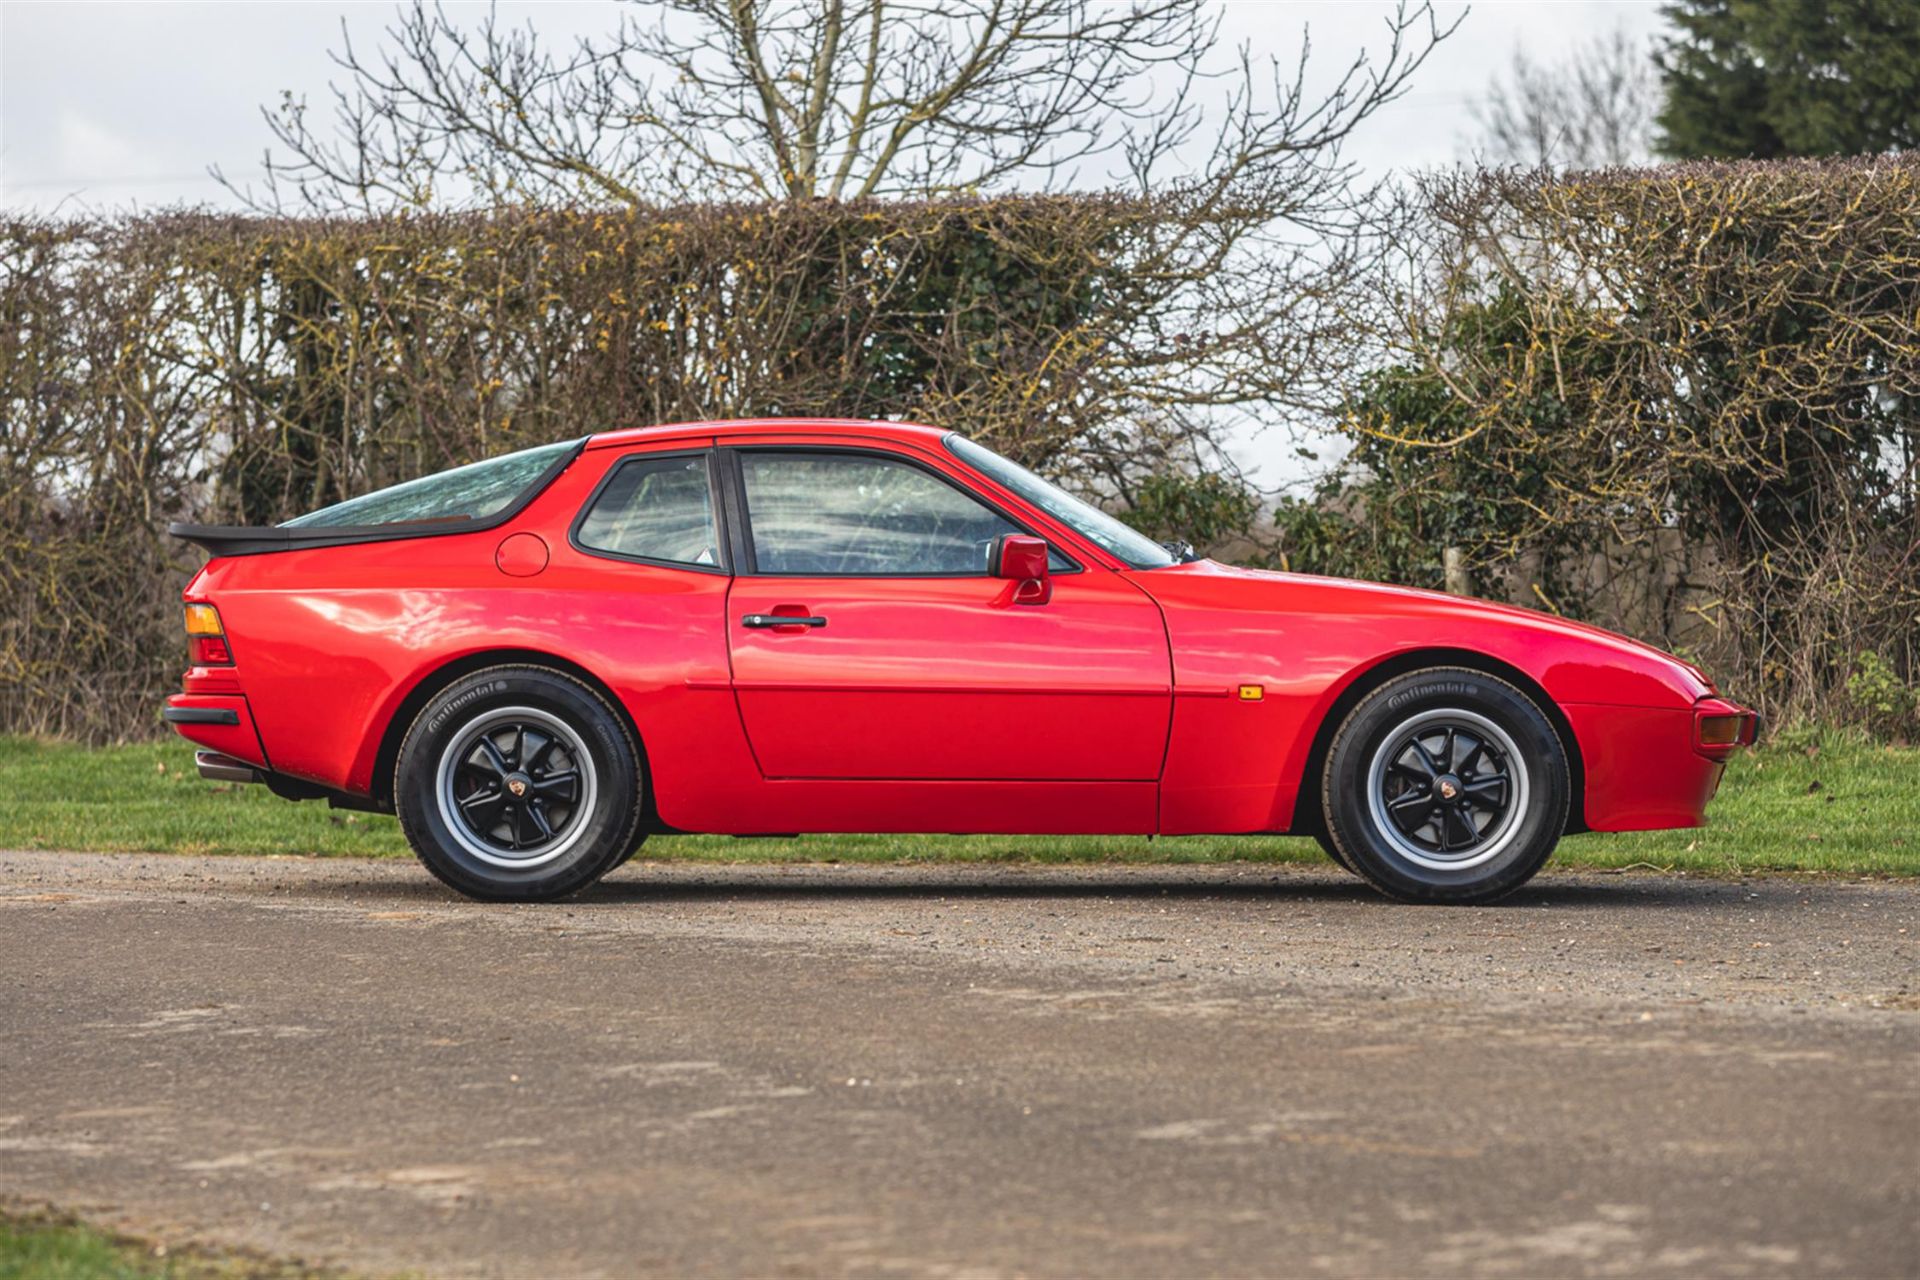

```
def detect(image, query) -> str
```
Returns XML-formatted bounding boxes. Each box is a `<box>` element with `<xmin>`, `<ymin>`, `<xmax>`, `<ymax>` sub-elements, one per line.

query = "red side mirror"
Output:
<box><xmin>992</xmin><ymin>534</ymin><xmax>1052</xmax><ymax>605</ymax></box>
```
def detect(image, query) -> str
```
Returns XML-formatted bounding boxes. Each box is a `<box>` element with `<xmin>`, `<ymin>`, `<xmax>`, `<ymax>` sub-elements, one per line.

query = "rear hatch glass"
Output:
<box><xmin>282</xmin><ymin>439</ymin><xmax>580</xmax><ymax>529</ymax></box>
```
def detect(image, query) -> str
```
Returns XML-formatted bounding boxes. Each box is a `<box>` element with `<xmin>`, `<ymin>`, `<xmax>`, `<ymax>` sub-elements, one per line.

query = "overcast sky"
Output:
<box><xmin>0</xmin><ymin>0</ymin><xmax>1669</xmax><ymax>484</ymax></box>
<box><xmin>2</xmin><ymin>0</ymin><xmax>1668</xmax><ymax>210</ymax></box>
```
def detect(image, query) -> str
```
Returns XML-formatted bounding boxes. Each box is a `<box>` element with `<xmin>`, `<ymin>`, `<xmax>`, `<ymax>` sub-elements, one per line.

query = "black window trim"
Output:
<box><xmin>169</xmin><ymin>438</ymin><xmax>588</xmax><ymax>558</ymax></box>
<box><xmin>719</xmin><ymin>443</ymin><xmax>1084</xmax><ymax>580</ymax></box>
<box><xmin>567</xmin><ymin>447</ymin><xmax>730</xmax><ymax>576</ymax></box>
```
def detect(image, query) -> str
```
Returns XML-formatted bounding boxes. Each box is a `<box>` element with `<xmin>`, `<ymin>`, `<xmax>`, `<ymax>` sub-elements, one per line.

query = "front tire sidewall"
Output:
<box><xmin>397</xmin><ymin>668</ymin><xmax>641</xmax><ymax>902</ymax></box>
<box><xmin>1325</xmin><ymin>669</ymin><xmax>1568</xmax><ymax>905</ymax></box>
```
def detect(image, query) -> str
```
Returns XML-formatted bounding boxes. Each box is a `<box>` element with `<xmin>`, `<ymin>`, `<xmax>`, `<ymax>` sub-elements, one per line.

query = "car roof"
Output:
<box><xmin>586</xmin><ymin>418</ymin><xmax>951</xmax><ymax>451</ymax></box>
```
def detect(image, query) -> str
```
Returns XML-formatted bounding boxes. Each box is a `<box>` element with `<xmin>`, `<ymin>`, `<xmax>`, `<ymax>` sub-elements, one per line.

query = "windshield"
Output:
<box><xmin>944</xmin><ymin>436</ymin><xmax>1176</xmax><ymax>569</ymax></box>
<box><xmin>282</xmin><ymin>439</ymin><xmax>580</xmax><ymax>529</ymax></box>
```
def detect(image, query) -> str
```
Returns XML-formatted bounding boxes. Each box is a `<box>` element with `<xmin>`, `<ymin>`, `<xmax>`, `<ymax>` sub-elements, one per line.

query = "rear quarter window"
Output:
<box><xmin>281</xmin><ymin>439</ymin><xmax>580</xmax><ymax>529</ymax></box>
<box><xmin>573</xmin><ymin>453</ymin><xmax>721</xmax><ymax>568</ymax></box>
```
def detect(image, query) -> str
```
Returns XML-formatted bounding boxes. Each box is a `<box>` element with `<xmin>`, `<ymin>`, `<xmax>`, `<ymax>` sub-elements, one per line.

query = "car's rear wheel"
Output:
<box><xmin>1322</xmin><ymin>667</ymin><xmax>1568</xmax><ymax>904</ymax></box>
<box><xmin>395</xmin><ymin>666</ymin><xmax>642</xmax><ymax>902</ymax></box>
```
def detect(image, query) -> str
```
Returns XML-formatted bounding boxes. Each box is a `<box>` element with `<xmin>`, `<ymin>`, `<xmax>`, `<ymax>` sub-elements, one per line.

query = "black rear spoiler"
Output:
<box><xmin>168</xmin><ymin>522</ymin><xmax>493</xmax><ymax>557</ymax></box>
<box><xmin>167</xmin><ymin>524</ymin><xmax>405</xmax><ymax>557</ymax></box>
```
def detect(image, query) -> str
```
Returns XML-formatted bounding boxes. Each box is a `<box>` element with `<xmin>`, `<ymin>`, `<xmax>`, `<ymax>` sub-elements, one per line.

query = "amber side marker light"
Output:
<box><xmin>184</xmin><ymin>603</ymin><xmax>233</xmax><ymax>666</ymax></box>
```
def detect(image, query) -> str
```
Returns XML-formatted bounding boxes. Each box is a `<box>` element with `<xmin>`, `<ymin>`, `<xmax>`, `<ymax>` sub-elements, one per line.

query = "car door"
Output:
<box><xmin>723</xmin><ymin>444</ymin><xmax>1173</xmax><ymax>781</ymax></box>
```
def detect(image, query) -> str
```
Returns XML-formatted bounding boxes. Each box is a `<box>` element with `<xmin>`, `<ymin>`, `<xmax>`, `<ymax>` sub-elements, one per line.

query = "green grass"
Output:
<box><xmin>0</xmin><ymin>1211</ymin><xmax>324</xmax><ymax>1280</ymax></box>
<box><xmin>0</xmin><ymin>734</ymin><xmax>1914</xmax><ymax>876</ymax></box>
<box><xmin>0</xmin><ymin>1214</ymin><xmax>155</xmax><ymax>1280</ymax></box>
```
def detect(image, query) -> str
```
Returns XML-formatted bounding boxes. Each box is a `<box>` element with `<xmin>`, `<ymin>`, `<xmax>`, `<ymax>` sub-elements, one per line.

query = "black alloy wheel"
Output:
<box><xmin>395</xmin><ymin>666</ymin><xmax>644</xmax><ymax>901</ymax></box>
<box><xmin>1321</xmin><ymin>666</ymin><xmax>1569</xmax><ymax>904</ymax></box>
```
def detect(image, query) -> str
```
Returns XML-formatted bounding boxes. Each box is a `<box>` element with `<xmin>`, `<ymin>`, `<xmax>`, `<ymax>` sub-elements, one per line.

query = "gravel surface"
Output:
<box><xmin>2</xmin><ymin>851</ymin><xmax>1916</xmax><ymax>1278</ymax></box>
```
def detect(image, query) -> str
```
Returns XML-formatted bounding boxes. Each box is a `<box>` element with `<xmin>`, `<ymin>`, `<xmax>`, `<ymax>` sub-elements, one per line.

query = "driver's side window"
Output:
<box><xmin>739</xmin><ymin>450</ymin><xmax>1029</xmax><ymax>576</ymax></box>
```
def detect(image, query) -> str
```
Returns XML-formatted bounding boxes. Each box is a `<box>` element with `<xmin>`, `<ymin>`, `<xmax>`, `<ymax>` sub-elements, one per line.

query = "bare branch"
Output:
<box><xmin>221</xmin><ymin>0</ymin><xmax>1454</xmax><ymax>214</ymax></box>
<box><xmin>1465</xmin><ymin>27</ymin><xmax>1659</xmax><ymax>169</ymax></box>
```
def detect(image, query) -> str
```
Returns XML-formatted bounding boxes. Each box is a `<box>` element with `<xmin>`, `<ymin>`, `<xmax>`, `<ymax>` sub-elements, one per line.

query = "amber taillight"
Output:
<box><xmin>184</xmin><ymin>603</ymin><xmax>233</xmax><ymax>666</ymax></box>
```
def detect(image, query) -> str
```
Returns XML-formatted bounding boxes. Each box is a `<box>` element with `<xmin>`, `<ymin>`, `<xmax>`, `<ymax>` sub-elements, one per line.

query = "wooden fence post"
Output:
<box><xmin>1443</xmin><ymin>546</ymin><xmax>1472</xmax><ymax>598</ymax></box>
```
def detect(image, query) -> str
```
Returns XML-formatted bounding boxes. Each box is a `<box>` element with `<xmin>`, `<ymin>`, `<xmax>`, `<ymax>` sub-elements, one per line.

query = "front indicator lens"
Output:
<box><xmin>1697</xmin><ymin>714</ymin><xmax>1747</xmax><ymax>748</ymax></box>
<box><xmin>1693</xmin><ymin>697</ymin><xmax>1756</xmax><ymax>757</ymax></box>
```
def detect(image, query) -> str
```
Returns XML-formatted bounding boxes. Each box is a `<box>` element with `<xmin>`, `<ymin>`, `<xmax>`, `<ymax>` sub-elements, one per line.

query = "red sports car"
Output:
<box><xmin>166</xmin><ymin>419</ymin><xmax>1756</xmax><ymax>904</ymax></box>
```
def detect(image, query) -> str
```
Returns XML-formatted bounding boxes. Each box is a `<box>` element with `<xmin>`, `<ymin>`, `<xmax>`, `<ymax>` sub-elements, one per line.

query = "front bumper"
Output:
<box><xmin>1563</xmin><ymin>697</ymin><xmax>1757</xmax><ymax>833</ymax></box>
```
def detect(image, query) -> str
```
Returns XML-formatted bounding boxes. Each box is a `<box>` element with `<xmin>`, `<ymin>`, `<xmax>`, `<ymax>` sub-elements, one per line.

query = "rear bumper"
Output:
<box><xmin>163</xmin><ymin>693</ymin><xmax>269</xmax><ymax>769</ymax></box>
<box><xmin>167</xmin><ymin>694</ymin><xmax>389</xmax><ymax>813</ymax></box>
<box><xmin>164</xmin><ymin>706</ymin><xmax>239</xmax><ymax>727</ymax></box>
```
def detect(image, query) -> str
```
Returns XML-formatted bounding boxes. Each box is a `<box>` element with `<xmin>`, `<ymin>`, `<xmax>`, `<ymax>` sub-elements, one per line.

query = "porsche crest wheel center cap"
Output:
<box><xmin>1436</xmin><ymin>775</ymin><xmax>1461</xmax><ymax>801</ymax></box>
<box><xmin>505</xmin><ymin>773</ymin><xmax>531</xmax><ymax>799</ymax></box>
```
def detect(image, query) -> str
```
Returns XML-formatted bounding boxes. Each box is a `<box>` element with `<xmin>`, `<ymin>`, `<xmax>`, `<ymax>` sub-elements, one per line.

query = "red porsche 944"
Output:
<box><xmin>166</xmin><ymin>420</ymin><xmax>1756</xmax><ymax>904</ymax></box>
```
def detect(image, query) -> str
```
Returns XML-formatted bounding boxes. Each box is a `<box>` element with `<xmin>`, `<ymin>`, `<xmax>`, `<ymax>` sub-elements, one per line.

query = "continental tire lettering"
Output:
<box><xmin>427</xmin><ymin>679</ymin><xmax>511</xmax><ymax>734</ymax></box>
<box><xmin>1386</xmin><ymin>680</ymin><xmax>1480</xmax><ymax>711</ymax></box>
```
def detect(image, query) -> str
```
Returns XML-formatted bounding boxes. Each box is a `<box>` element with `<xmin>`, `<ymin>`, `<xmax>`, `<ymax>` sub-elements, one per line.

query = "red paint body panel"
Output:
<box><xmin>727</xmin><ymin>573</ymin><xmax>1170</xmax><ymax>780</ymax></box>
<box><xmin>167</xmin><ymin>418</ymin><xmax>1749</xmax><ymax>842</ymax></box>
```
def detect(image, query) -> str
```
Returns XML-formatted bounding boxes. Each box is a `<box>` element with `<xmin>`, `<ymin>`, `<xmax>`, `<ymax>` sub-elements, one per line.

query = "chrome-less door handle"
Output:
<box><xmin>741</xmin><ymin>614</ymin><xmax>827</xmax><ymax>628</ymax></box>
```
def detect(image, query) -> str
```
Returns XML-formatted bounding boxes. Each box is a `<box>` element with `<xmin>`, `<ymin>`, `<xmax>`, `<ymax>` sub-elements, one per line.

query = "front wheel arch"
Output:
<box><xmin>371</xmin><ymin>649</ymin><xmax>651</xmax><ymax>817</ymax></box>
<box><xmin>1287</xmin><ymin>648</ymin><xmax>1587</xmax><ymax>840</ymax></box>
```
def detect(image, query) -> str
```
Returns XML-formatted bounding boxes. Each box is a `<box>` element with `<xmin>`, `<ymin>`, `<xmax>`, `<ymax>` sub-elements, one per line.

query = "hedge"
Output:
<box><xmin>3</xmin><ymin>164</ymin><xmax>1915</xmax><ymax>743</ymax></box>
<box><xmin>1</xmin><ymin>198</ymin><xmax>1162</xmax><ymax>739</ymax></box>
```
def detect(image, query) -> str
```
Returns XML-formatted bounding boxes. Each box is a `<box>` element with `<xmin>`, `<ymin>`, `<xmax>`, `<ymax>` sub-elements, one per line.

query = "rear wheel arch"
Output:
<box><xmin>1287</xmin><ymin>647</ymin><xmax>1588</xmax><ymax>838</ymax></box>
<box><xmin>372</xmin><ymin>650</ymin><xmax>651</xmax><ymax>815</ymax></box>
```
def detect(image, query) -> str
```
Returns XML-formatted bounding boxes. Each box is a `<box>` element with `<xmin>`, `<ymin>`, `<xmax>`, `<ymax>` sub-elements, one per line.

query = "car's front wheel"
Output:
<box><xmin>1311</xmin><ymin>828</ymin><xmax>1355</xmax><ymax>874</ymax></box>
<box><xmin>1322</xmin><ymin>667</ymin><xmax>1569</xmax><ymax>904</ymax></box>
<box><xmin>395</xmin><ymin>666</ymin><xmax>643</xmax><ymax>902</ymax></box>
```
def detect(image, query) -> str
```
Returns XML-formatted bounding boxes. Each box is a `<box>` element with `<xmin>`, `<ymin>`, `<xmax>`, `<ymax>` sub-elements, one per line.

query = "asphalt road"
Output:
<box><xmin>2</xmin><ymin>851</ymin><xmax>1916</xmax><ymax>1279</ymax></box>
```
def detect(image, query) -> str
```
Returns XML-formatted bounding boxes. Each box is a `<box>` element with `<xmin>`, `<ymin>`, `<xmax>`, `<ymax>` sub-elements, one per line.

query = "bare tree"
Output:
<box><xmin>219</xmin><ymin>0</ymin><xmax>1455</xmax><ymax>211</ymax></box>
<box><xmin>210</xmin><ymin>0</ymin><xmax>1457</xmax><ymax>537</ymax></box>
<box><xmin>1466</xmin><ymin>27</ymin><xmax>1657</xmax><ymax>169</ymax></box>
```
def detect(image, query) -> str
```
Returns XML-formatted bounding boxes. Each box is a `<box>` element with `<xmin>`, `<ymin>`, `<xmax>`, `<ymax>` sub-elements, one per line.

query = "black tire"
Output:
<box><xmin>610</xmin><ymin>826</ymin><xmax>651</xmax><ymax>872</ymax></box>
<box><xmin>1311</xmin><ymin>827</ymin><xmax>1356</xmax><ymax>874</ymax></box>
<box><xmin>395</xmin><ymin>665</ymin><xmax>643</xmax><ymax>902</ymax></box>
<box><xmin>1322</xmin><ymin>666</ymin><xmax>1568</xmax><ymax>905</ymax></box>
